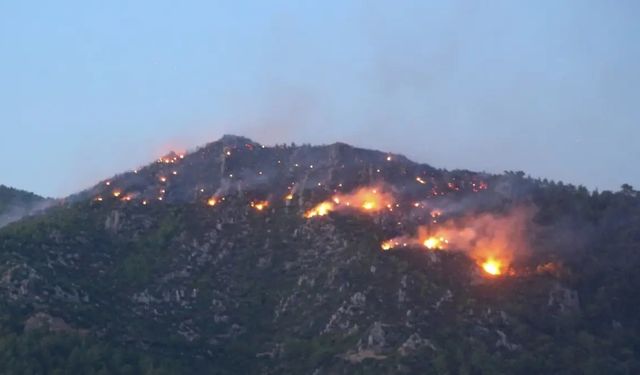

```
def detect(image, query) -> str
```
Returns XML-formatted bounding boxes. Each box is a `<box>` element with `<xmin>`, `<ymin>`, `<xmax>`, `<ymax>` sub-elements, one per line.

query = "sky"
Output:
<box><xmin>0</xmin><ymin>0</ymin><xmax>638</xmax><ymax>198</ymax></box>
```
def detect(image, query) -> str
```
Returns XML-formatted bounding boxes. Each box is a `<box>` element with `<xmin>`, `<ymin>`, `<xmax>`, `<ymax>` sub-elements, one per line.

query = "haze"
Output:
<box><xmin>1</xmin><ymin>1</ymin><xmax>638</xmax><ymax>198</ymax></box>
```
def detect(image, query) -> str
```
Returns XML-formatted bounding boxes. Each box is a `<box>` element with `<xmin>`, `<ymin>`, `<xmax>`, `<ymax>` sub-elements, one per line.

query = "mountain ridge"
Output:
<box><xmin>0</xmin><ymin>136</ymin><xmax>639</xmax><ymax>374</ymax></box>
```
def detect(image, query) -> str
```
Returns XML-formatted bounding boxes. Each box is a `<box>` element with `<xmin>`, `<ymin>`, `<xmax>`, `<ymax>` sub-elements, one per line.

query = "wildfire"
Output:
<box><xmin>480</xmin><ymin>258</ymin><xmax>503</xmax><ymax>276</ymax></box>
<box><xmin>304</xmin><ymin>186</ymin><xmax>394</xmax><ymax>219</ymax></box>
<box><xmin>157</xmin><ymin>151</ymin><xmax>185</xmax><ymax>164</ymax></box>
<box><xmin>423</xmin><ymin>236</ymin><xmax>448</xmax><ymax>250</ymax></box>
<box><xmin>207</xmin><ymin>197</ymin><xmax>218</xmax><ymax>206</ymax></box>
<box><xmin>305</xmin><ymin>202</ymin><xmax>335</xmax><ymax>218</ymax></box>
<box><xmin>251</xmin><ymin>201</ymin><xmax>269</xmax><ymax>211</ymax></box>
<box><xmin>285</xmin><ymin>193</ymin><xmax>294</xmax><ymax>201</ymax></box>
<box><xmin>380</xmin><ymin>240</ymin><xmax>406</xmax><ymax>251</ymax></box>
<box><xmin>362</xmin><ymin>201</ymin><xmax>376</xmax><ymax>210</ymax></box>
<box><xmin>112</xmin><ymin>190</ymin><xmax>122</xmax><ymax>198</ymax></box>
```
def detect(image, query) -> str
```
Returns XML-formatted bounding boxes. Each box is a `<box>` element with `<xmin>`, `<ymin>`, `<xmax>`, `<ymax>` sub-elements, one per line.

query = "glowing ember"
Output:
<box><xmin>481</xmin><ymin>259</ymin><xmax>503</xmax><ymax>276</ymax></box>
<box><xmin>207</xmin><ymin>197</ymin><xmax>218</xmax><ymax>206</ymax></box>
<box><xmin>416</xmin><ymin>177</ymin><xmax>426</xmax><ymax>184</ymax></box>
<box><xmin>285</xmin><ymin>193</ymin><xmax>294</xmax><ymax>201</ymax></box>
<box><xmin>380</xmin><ymin>240</ymin><xmax>406</xmax><ymax>251</ymax></box>
<box><xmin>381</xmin><ymin>241</ymin><xmax>394</xmax><ymax>251</ymax></box>
<box><xmin>251</xmin><ymin>201</ymin><xmax>269</xmax><ymax>211</ymax></box>
<box><xmin>159</xmin><ymin>177</ymin><xmax>167</xmax><ymax>183</ymax></box>
<box><xmin>305</xmin><ymin>202</ymin><xmax>334</xmax><ymax>218</ymax></box>
<box><xmin>113</xmin><ymin>190</ymin><xmax>122</xmax><ymax>198</ymax></box>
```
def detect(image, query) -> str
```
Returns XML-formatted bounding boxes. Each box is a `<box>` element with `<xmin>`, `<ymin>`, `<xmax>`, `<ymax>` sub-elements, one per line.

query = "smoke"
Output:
<box><xmin>438</xmin><ymin>206</ymin><xmax>536</xmax><ymax>266</ymax></box>
<box><xmin>385</xmin><ymin>203</ymin><xmax>537</xmax><ymax>274</ymax></box>
<box><xmin>0</xmin><ymin>199</ymin><xmax>56</xmax><ymax>229</ymax></box>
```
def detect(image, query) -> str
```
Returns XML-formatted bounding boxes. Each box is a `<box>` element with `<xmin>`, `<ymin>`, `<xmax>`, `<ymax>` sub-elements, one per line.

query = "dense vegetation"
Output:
<box><xmin>0</xmin><ymin>185</ymin><xmax>45</xmax><ymax>217</ymax></box>
<box><xmin>0</xmin><ymin>138</ymin><xmax>639</xmax><ymax>374</ymax></box>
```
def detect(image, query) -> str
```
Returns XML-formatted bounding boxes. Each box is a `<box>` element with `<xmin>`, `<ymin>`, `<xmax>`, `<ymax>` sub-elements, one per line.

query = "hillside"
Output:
<box><xmin>0</xmin><ymin>185</ymin><xmax>50</xmax><ymax>228</ymax></box>
<box><xmin>0</xmin><ymin>136</ymin><xmax>639</xmax><ymax>374</ymax></box>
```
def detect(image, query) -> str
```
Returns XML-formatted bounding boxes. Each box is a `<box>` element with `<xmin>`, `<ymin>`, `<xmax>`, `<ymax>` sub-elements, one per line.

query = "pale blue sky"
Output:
<box><xmin>1</xmin><ymin>1</ymin><xmax>638</xmax><ymax>197</ymax></box>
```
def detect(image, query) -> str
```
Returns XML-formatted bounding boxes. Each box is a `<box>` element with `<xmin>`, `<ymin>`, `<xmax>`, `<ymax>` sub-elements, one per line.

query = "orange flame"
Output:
<box><xmin>423</xmin><ymin>236</ymin><xmax>448</xmax><ymax>250</ymax></box>
<box><xmin>381</xmin><ymin>207</ymin><xmax>533</xmax><ymax>278</ymax></box>
<box><xmin>305</xmin><ymin>202</ymin><xmax>335</xmax><ymax>218</ymax></box>
<box><xmin>251</xmin><ymin>201</ymin><xmax>269</xmax><ymax>211</ymax></box>
<box><xmin>480</xmin><ymin>258</ymin><xmax>503</xmax><ymax>276</ymax></box>
<box><xmin>207</xmin><ymin>197</ymin><xmax>218</xmax><ymax>207</ymax></box>
<box><xmin>305</xmin><ymin>186</ymin><xmax>394</xmax><ymax>219</ymax></box>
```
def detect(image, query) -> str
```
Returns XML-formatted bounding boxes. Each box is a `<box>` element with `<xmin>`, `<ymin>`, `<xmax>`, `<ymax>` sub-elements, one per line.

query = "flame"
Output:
<box><xmin>380</xmin><ymin>208</ymin><xmax>532</xmax><ymax>280</ymax></box>
<box><xmin>285</xmin><ymin>193</ymin><xmax>294</xmax><ymax>201</ymax></box>
<box><xmin>362</xmin><ymin>201</ymin><xmax>376</xmax><ymax>210</ymax></box>
<box><xmin>305</xmin><ymin>202</ymin><xmax>335</xmax><ymax>218</ymax></box>
<box><xmin>423</xmin><ymin>236</ymin><xmax>448</xmax><ymax>250</ymax></box>
<box><xmin>157</xmin><ymin>150</ymin><xmax>185</xmax><ymax>165</ymax></box>
<box><xmin>416</xmin><ymin>177</ymin><xmax>427</xmax><ymax>184</ymax></box>
<box><xmin>380</xmin><ymin>239</ymin><xmax>407</xmax><ymax>251</ymax></box>
<box><xmin>305</xmin><ymin>186</ymin><xmax>394</xmax><ymax>219</ymax></box>
<box><xmin>207</xmin><ymin>197</ymin><xmax>218</xmax><ymax>206</ymax></box>
<box><xmin>480</xmin><ymin>258</ymin><xmax>503</xmax><ymax>276</ymax></box>
<box><xmin>159</xmin><ymin>176</ymin><xmax>167</xmax><ymax>183</ymax></box>
<box><xmin>251</xmin><ymin>201</ymin><xmax>269</xmax><ymax>211</ymax></box>
<box><xmin>112</xmin><ymin>190</ymin><xmax>122</xmax><ymax>198</ymax></box>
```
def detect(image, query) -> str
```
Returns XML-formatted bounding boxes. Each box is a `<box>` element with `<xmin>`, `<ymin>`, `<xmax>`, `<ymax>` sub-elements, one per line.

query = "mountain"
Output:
<box><xmin>0</xmin><ymin>135</ymin><xmax>639</xmax><ymax>374</ymax></box>
<box><xmin>0</xmin><ymin>185</ymin><xmax>51</xmax><ymax>228</ymax></box>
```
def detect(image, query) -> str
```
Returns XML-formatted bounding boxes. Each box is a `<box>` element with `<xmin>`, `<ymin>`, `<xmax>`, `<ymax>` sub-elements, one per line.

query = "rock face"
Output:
<box><xmin>0</xmin><ymin>135</ymin><xmax>639</xmax><ymax>374</ymax></box>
